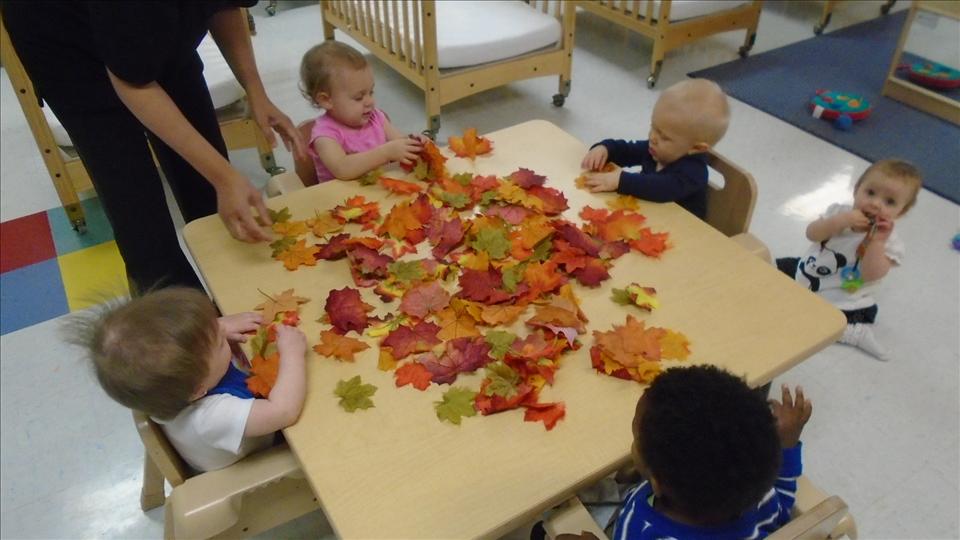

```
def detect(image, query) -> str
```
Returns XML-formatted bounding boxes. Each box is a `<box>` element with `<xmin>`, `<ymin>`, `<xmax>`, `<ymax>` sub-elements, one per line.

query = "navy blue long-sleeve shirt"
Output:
<box><xmin>597</xmin><ymin>139</ymin><xmax>709</xmax><ymax>219</ymax></box>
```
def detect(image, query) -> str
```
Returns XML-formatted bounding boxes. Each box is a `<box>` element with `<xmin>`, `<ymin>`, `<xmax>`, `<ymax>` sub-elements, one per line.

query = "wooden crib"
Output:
<box><xmin>320</xmin><ymin>0</ymin><xmax>576</xmax><ymax>137</ymax></box>
<box><xmin>576</xmin><ymin>0</ymin><xmax>764</xmax><ymax>88</ymax></box>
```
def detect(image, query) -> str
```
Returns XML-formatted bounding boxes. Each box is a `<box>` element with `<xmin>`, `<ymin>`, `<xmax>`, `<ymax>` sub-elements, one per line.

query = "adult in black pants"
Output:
<box><xmin>2</xmin><ymin>1</ymin><xmax>306</xmax><ymax>293</ymax></box>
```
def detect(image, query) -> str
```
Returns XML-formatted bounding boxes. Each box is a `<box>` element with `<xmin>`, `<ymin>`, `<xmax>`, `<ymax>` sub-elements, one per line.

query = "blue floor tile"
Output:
<box><xmin>47</xmin><ymin>198</ymin><xmax>115</xmax><ymax>257</ymax></box>
<box><xmin>0</xmin><ymin>259</ymin><xmax>69</xmax><ymax>335</ymax></box>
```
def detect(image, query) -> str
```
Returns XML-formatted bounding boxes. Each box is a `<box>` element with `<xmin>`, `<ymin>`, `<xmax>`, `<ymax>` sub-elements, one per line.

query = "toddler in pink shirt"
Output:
<box><xmin>299</xmin><ymin>41</ymin><xmax>422</xmax><ymax>183</ymax></box>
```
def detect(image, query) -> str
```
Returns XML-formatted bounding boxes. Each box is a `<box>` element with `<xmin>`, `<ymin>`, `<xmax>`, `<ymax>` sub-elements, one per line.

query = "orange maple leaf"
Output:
<box><xmin>395</xmin><ymin>362</ymin><xmax>433</xmax><ymax>391</ymax></box>
<box><xmin>272</xmin><ymin>220</ymin><xmax>308</xmax><ymax>237</ymax></box>
<box><xmin>246</xmin><ymin>352</ymin><xmax>280</xmax><ymax>397</ymax></box>
<box><xmin>480</xmin><ymin>304</ymin><xmax>527</xmax><ymax>326</ymax></box>
<box><xmin>448</xmin><ymin>127</ymin><xmax>493</xmax><ymax>159</ymax></box>
<box><xmin>629</xmin><ymin>229</ymin><xmax>670</xmax><ymax>257</ymax></box>
<box><xmin>379</xmin><ymin>200</ymin><xmax>423</xmax><ymax>241</ymax></box>
<box><xmin>313</xmin><ymin>330</ymin><xmax>370</xmax><ymax>362</ymax></box>
<box><xmin>381</xmin><ymin>177</ymin><xmax>423</xmax><ymax>195</ymax></box>
<box><xmin>275</xmin><ymin>239</ymin><xmax>320</xmax><ymax>271</ymax></box>
<box><xmin>435</xmin><ymin>299</ymin><xmax>481</xmax><ymax>341</ymax></box>
<box><xmin>307</xmin><ymin>212</ymin><xmax>343</xmax><ymax>237</ymax></box>
<box><xmin>378</xmin><ymin>348</ymin><xmax>399</xmax><ymax>371</ymax></box>
<box><xmin>255</xmin><ymin>289</ymin><xmax>310</xmax><ymax>323</ymax></box>
<box><xmin>523</xmin><ymin>261</ymin><xmax>565</xmax><ymax>298</ymax></box>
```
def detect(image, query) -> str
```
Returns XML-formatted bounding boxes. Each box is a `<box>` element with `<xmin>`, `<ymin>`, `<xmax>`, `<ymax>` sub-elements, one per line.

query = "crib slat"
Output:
<box><xmin>390</xmin><ymin>1</ymin><xmax>400</xmax><ymax>54</ymax></box>
<box><xmin>402</xmin><ymin>0</ymin><xmax>411</xmax><ymax>63</ymax></box>
<box><xmin>645</xmin><ymin>0</ymin><xmax>654</xmax><ymax>22</ymax></box>
<box><xmin>413</xmin><ymin>0</ymin><xmax>423</xmax><ymax>71</ymax></box>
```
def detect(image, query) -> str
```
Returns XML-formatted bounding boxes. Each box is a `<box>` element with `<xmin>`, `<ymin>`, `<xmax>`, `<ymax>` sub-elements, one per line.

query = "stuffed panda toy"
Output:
<box><xmin>798</xmin><ymin>246</ymin><xmax>847</xmax><ymax>292</ymax></box>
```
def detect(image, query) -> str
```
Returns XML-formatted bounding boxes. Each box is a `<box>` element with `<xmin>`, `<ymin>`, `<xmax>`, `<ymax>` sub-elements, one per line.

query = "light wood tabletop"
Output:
<box><xmin>183</xmin><ymin>119</ymin><xmax>845</xmax><ymax>539</ymax></box>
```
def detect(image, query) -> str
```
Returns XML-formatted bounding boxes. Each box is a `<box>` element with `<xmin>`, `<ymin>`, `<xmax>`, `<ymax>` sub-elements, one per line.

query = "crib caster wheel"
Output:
<box><xmin>646</xmin><ymin>76</ymin><xmax>657</xmax><ymax>89</ymax></box>
<box><xmin>551</xmin><ymin>94</ymin><xmax>566</xmax><ymax>107</ymax></box>
<box><xmin>813</xmin><ymin>23</ymin><xmax>825</xmax><ymax>35</ymax></box>
<box><xmin>265</xmin><ymin>1</ymin><xmax>277</xmax><ymax>15</ymax></box>
<box><xmin>738</xmin><ymin>45</ymin><xmax>752</xmax><ymax>58</ymax></box>
<box><xmin>880</xmin><ymin>0</ymin><xmax>894</xmax><ymax>14</ymax></box>
<box><xmin>71</xmin><ymin>218</ymin><xmax>88</xmax><ymax>235</ymax></box>
<box><xmin>421</xmin><ymin>129</ymin><xmax>437</xmax><ymax>141</ymax></box>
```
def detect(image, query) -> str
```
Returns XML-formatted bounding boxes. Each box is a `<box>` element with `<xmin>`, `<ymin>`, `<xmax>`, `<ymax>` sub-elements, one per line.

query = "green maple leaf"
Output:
<box><xmin>269</xmin><ymin>236</ymin><xmax>297</xmax><ymax>257</ymax></box>
<box><xmin>388</xmin><ymin>260</ymin><xmax>426</xmax><ymax>283</ymax></box>
<box><xmin>268</xmin><ymin>207</ymin><xmax>292</xmax><ymax>224</ymax></box>
<box><xmin>471</xmin><ymin>227</ymin><xmax>510</xmax><ymax>259</ymax></box>
<box><xmin>249</xmin><ymin>326</ymin><xmax>277</xmax><ymax>357</ymax></box>
<box><xmin>501</xmin><ymin>263</ymin><xmax>526</xmax><ymax>293</ymax></box>
<box><xmin>434</xmin><ymin>387</ymin><xmax>477</xmax><ymax>425</ymax></box>
<box><xmin>483</xmin><ymin>361</ymin><xmax>520</xmax><ymax>398</ymax></box>
<box><xmin>413</xmin><ymin>160</ymin><xmax>430</xmax><ymax>181</ymax></box>
<box><xmin>334</xmin><ymin>376</ymin><xmax>377</xmax><ymax>412</ymax></box>
<box><xmin>611</xmin><ymin>287</ymin><xmax>633</xmax><ymax>306</ymax></box>
<box><xmin>439</xmin><ymin>191</ymin><xmax>471</xmax><ymax>209</ymax></box>
<box><xmin>479</xmin><ymin>190</ymin><xmax>499</xmax><ymax>206</ymax></box>
<box><xmin>356</xmin><ymin>167</ymin><xmax>382</xmax><ymax>185</ymax></box>
<box><xmin>451</xmin><ymin>172</ymin><xmax>474</xmax><ymax>186</ymax></box>
<box><xmin>485</xmin><ymin>330</ymin><xmax>517</xmax><ymax>361</ymax></box>
<box><xmin>530</xmin><ymin>237</ymin><xmax>553</xmax><ymax>262</ymax></box>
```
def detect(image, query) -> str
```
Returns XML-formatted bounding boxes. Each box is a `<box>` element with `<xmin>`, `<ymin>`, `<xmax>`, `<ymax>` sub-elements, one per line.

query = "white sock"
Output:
<box><xmin>840</xmin><ymin>323</ymin><xmax>889</xmax><ymax>361</ymax></box>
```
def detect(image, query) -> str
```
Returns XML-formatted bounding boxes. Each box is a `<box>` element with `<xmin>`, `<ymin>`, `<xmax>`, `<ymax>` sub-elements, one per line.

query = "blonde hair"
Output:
<box><xmin>63</xmin><ymin>287</ymin><xmax>219</xmax><ymax>420</ymax></box>
<box><xmin>659</xmin><ymin>79</ymin><xmax>730</xmax><ymax>145</ymax></box>
<box><xmin>855</xmin><ymin>159</ymin><xmax>923</xmax><ymax>214</ymax></box>
<box><xmin>300</xmin><ymin>41</ymin><xmax>368</xmax><ymax>107</ymax></box>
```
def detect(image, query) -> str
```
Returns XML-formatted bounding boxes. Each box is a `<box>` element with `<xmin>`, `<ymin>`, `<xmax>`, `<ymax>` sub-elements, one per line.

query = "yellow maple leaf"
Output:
<box><xmin>659</xmin><ymin>330</ymin><xmax>691</xmax><ymax>361</ymax></box>
<box><xmin>272</xmin><ymin>220</ymin><xmax>308</xmax><ymax>237</ymax></box>
<box><xmin>275</xmin><ymin>239</ymin><xmax>319</xmax><ymax>271</ymax></box>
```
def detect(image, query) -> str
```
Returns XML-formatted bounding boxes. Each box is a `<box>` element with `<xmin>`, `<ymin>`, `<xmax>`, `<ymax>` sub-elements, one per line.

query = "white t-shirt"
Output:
<box><xmin>155</xmin><ymin>394</ymin><xmax>273</xmax><ymax>472</ymax></box>
<box><xmin>793</xmin><ymin>203</ymin><xmax>904</xmax><ymax>311</ymax></box>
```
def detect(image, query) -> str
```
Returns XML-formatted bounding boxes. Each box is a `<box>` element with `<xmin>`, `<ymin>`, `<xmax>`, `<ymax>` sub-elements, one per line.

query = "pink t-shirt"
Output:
<box><xmin>308</xmin><ymin>108</ymin><xmax>388</xmax><ymax>182</ymax></box>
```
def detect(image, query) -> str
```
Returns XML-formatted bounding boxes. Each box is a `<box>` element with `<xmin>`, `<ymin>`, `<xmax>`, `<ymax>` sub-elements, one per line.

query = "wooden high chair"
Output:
<box><xmin>542</xmin><ymin>476</ymin><xmax>858</xmax><ymax>539</ymax></box>
<box><xmin>133</xmin><ymin>411</ymin><xmax>319</xmax><ymax>539</ymax></box>
<box><xmin>0</xmin><ymin>9</ymin><xmax>281</xmax><ymax>234</ymax></box>
<box><xmin>703</xmin><ymin>148</ymin><xmax>772</xmax><ymax>264</ymax></box>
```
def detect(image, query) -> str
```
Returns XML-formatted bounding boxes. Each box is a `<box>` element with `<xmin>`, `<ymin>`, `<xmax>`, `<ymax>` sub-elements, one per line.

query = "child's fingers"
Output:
<box><xmin>780</xmin><ymin>384</ymin><xmax>794</xmax><ymax>409</ymax></box>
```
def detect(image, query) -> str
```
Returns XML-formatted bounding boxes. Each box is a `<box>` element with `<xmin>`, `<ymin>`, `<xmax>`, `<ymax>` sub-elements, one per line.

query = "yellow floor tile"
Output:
<box><xmin>57</xmin><ymin>241</ymin><xmax>129</xmax><ymax>311</ymax></box>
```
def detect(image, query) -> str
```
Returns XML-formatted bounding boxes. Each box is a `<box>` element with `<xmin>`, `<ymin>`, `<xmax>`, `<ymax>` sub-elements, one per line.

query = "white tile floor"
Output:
<box><xmin>2</xmin><ymin>1</ymin><xmax>958</xmax><ymax>538</ymax></box>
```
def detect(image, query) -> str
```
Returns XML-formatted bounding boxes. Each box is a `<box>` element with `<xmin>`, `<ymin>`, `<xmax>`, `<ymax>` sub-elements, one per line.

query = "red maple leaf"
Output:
<box><xmin>381</xmin><ymin>177</ymin><xmax>423</xmax><ymax>195</ymax></box>
<box><xmin>427</xmin><ymin>211</ymin><xmax>466</xmax><ymax>260</ymax></box>
<box><xmin>553</xmin><ymin>221</ymin><xmax>601</xmax><ymax>257</ymax></box>
<box><xmin>315</xmin><ymin>233</ymin><xmax>351</xmax><ymax>260</ymax></box>
<box><xmin>325</xmin><ymin>287</ymin><xmax>374</xmax><ymax>334</ymax></box>
<box><xmin>523</xmin><ymin>401</ymin><xmax>566</xmax><ymax>430</ymax></box>
<box><xmin>399</xmin><ymin>281</ymin><xmax>451</xmax><ymax>319</ymax></box>
<box><xmin>394</xmin><ymin>362</ymin><xmax>433</xmax><ymax>391</ymax></box>
<box><xmin>458</xmin><ymin>268</ymin><xmax>512</xmax><ymax>304</ymax></box>
<box><xmin>527</xmin><ymin>186</ymin><xmax>568</xmax><ymax>215</ymax></box>
<box><xmin>382</xmin><ymin>320</ymin><xmax>442</xmax><ymax>359</ymax></box>
<box><xmin>475</xmin><ymin>381</ymin><xmax>536</xmax><ymax>415</ymax></box>
<box><xmin>572</xmin><ymin>258</ymin><xmax>611</xmax><ymax>287</ymax></box>
<box><xmin>484</xmin><ymin>204</ymin><xmax>530</xmax><ymax>225</ymax></box>
<box><xmin>630</xmin><ymin>228</ymin><xmax>670</xmax><ymax>257</ymax></box>
<box><xmin>508</xmin><ymin>168</ymin><xmax>546</xmax><ymax>188</ymax></box>
<box><xmin>419</xmin><ymin>336</ymin><xmax>492</xmax><ymax>384</ymax></box>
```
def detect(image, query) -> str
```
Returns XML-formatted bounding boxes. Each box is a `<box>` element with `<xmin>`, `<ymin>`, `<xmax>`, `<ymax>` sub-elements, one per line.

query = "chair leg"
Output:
<box><xmin>253</xmin><ymin>124</ymin><xmax>284</xmax><ymax>175</ymax></box>
<box><xmin>141</xmin><ymin>450</ymin><xmax>167</xmax><ymax>511</ymax></box>
<box><xmin>323</xmin><ymin>16</ymin><xmax>336</xmax><ymax>41</ymax></box>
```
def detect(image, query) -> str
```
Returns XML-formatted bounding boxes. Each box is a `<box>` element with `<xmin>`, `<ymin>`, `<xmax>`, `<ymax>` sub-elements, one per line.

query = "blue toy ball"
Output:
<box><xmin>952</xmin><ymin>233</ymin><xmax>960</xmax><ymax>251</ymax></box>
<box><xmin>833</xmin><ymin>114</ymin><xmax>853</xmax><ymax>131</ymax></box>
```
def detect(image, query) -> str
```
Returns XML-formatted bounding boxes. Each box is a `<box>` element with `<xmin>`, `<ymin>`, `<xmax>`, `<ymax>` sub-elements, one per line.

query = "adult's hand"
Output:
<box><xmin>249</xmin><ymin>96</ymin><xmax>308</xmax><ymax>162</ymax></box>
<box><xmin>216</xmin><ymin>172</ymin><xmax>273</xmax><ymax>243</ymax></box>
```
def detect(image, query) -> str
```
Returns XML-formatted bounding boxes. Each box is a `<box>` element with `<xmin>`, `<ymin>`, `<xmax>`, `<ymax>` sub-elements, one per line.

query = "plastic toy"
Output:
<box><xmin>952</xmin><ymin>233</ymin><xmax>960</xmax><ymax>251</ymax></box>
<box><xmin>810</xmin><ymin>89</ymin><xmax>873</xmax><ymax>130</ymax></box>
<box><xmin>897</xmin><ymin>61</ymin><xmax>960</xmax><ymax>90</ymax></box>
<box><xmin>841</xmin><ymin>219</ymin><xmax>877</xmax><ymax>293</ymax></box>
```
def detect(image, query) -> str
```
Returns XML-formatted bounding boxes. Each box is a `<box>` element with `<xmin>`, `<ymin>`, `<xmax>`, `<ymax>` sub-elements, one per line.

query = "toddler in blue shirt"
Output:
<box><xmin>612</xmin><ymin>365</ymin><xmax>811</xmax><ymax>539</ymax></box>
<box><xmin>581</xmin><ymin>79</ymin><xmax>730</xmax><ymax>219</ymax></box>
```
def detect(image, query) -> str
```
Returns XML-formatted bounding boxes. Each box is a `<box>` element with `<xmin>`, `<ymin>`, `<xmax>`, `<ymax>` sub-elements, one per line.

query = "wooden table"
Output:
<box><xmin>183</xmin><ymin>120</ymin><xmax>845</xmax><ymax>539</ymax></box>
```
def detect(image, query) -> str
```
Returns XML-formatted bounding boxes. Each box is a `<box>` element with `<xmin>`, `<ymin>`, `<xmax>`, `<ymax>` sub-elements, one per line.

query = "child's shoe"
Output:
<box><xmin>840</xmin><ymin>323</ymin><xmax>889</xmax><ymax>361</ymax></box>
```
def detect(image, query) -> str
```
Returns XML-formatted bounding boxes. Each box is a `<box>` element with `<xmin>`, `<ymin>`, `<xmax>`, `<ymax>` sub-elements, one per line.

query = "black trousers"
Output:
<box><xmin>14</xmin><ymin>50</ymin><xmax>224</xmax><ymax>293</ymax></box>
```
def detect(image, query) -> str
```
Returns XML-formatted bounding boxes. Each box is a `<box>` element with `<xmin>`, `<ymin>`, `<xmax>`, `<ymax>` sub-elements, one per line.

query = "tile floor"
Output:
<box><xmin>1</xmin><ymin>1</ymin><xmax>958</xmax><ymax>538</ymax></box>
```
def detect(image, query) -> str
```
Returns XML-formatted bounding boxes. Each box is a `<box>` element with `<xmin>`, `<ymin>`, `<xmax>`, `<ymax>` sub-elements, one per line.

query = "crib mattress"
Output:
<box><xmin>43</xmin><ymin>33</ymin><xmax>244</xmax><ymax>148</ymax></box>
<box><xmin>611</xmin><ymin>1</ymin><xmax>752</xmax><ymax>22</ymax></box>
<box><xmin>433</xmin><ymin>1</ymin><xmax>562</xmax><ymax>69</ymax></box>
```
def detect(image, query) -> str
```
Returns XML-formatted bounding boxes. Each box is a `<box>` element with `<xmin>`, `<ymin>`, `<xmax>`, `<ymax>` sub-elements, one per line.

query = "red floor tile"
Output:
<box><xmin>0</xmin><ymin>212</ymin><xmax>56</xmax><ymax>273</ymax></box>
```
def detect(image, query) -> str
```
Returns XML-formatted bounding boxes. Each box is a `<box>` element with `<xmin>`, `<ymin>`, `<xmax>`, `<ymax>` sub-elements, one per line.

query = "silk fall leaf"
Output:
<box><xmin>334</xmin><ymin>376</ymin><xmax>377</xmax><ymax>412</ymax></box>
<box><xmin>313</xmin><ymin>330</ymin><xmax>370</xmax><ymax>362</ymax></box>
<box><xmin>275</xmin><ymin>239</ymin><xmax>320</xmax><ymax>271</ymax></box>
<box><xmin>255</xmin><ymin>289</ymin><xmax>309</xmax><ymax>323</ymax></box>
<box><xmin>448</xmin><ymin>127</ymin><xmax>493</xmax><ymax>159</ymax></box>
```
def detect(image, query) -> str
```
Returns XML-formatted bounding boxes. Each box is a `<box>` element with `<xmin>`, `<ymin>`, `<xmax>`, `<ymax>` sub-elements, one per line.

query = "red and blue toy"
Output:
<box><xmin>897</xmin><ymin>61</ymin><xmax>960</xmax><ymax>90</ymax></box>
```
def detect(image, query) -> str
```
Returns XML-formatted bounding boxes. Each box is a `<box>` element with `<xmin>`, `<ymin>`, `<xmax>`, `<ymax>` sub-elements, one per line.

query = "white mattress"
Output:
<box><xmin>592</xmin><ymin>1</ymin><xmax>750</xmax><ymax>22</ymax></box>
<box><xmin>44</xmin><ymin>33</ymin><xmax>244</xmax><ymax>148</ymax></box>
<box><xmin>433</xmin><ymin>1</ymin><xmax>562</xmax><ymax>69</ymax></box>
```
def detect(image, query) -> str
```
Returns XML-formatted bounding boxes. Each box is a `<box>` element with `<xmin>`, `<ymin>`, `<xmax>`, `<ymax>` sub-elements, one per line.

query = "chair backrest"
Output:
<box><xmin>293</xmin><ymin>119</ymin><xmax>318</xmax><ymax>186</ymax></box>
<box><xmin>132</xmin><ymin>410</ymin><xmax>191</xmax><ymax>486</ymax></box>
<box><xmin>704</xmin><ymin>148</ymin><xmax>758</xmax><ymax>237</ymax></box>
<box><xmin>768</xmin><ymin>496</ymin><xmax>851</xmax><ymax>540</ymax></box>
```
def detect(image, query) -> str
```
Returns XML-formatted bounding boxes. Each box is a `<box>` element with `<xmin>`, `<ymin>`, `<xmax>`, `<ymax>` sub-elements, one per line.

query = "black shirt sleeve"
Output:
<box><xmin>616</xmin><ymin>156</ymin><xmax>708</xmax><ymax>203</ymax></box>
<box><xmin>598</xmin><ymin>139</ymin><xmax>651</xmax><ymax>168</ymax></box>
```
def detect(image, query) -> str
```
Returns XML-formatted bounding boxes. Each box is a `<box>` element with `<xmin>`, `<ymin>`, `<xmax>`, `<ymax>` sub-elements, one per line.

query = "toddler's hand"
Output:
<box><xmin>842</xmin><ymin>209</ymin><xmax>872</xmax><ymax>232</ymax></box>
<box><xmin>384</xmin><ymin>137</ymin><xmax>423</xmax><ymax>165</ymax></box>
<box><xmin>872</xmin><ymin>217</ymin><xmax>894</xmax><ymax>241</ymax></box>
<box><xmin>770</xmin><ymin>384</ymin><xmax>812</xmax><ymax>449</ymax></box>
<box><xmin>581</xmin><ymin>146</ymin><xmax>609</xmax><ymax>171</ymax></box>
<box><xmin>218</xmin><ymin>312</ymin><xmax>263</xmax><ymax>342</ymax></box>
<box><xmin>275</xmin><ymin>324</ymin><xmax>307</xmax><ymax>359</ymax></box>
<box><xmin>583</xmin><ymin>168</ymin><xmax>621</xmax><ymax>193</ymax></box>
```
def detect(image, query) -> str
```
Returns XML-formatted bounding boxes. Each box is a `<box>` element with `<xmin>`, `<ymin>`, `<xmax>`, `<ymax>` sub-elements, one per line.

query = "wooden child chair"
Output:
<box><xmin>0</xmin><ymin>10</ymin><xmax>281</xmax><ymax>234</ymax></box>
<box><xmin>542</xmin><ymin>477</ymin><xmax>858</xmax><ymax>539</ymax></box>
<box><xmin>703</xmin><ymin>148</ymin><xmax>772</xmax><ymax>263</ymax></box>
<box><xmin>133</xmin><ymin>411</ymin><xmax>318</xmax><ymax>539</ymax></box>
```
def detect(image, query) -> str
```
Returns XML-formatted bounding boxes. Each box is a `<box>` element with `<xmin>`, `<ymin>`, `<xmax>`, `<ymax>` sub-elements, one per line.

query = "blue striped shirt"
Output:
<box><xmin>613</xmin><ymin>444</ymin><xmax>803</xmax><ymax>540</ymax></box>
